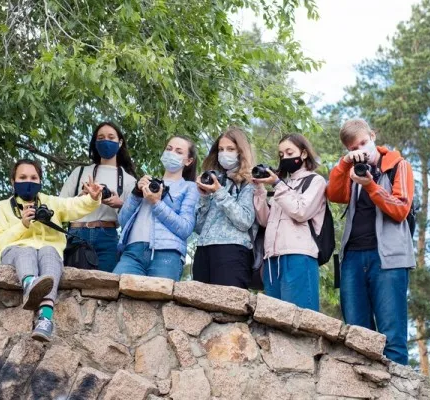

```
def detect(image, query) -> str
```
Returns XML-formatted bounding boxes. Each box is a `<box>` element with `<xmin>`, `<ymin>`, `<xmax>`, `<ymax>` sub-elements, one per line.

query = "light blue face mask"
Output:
<box><xmin>161</xmin><ymin>151</ymin><xmax>185</xmax><ymax>172</ymax></box>
<box><xmin>218</xmin><ymin>151</ymin><xmax>239</xmax><ymax>170</ymax></box>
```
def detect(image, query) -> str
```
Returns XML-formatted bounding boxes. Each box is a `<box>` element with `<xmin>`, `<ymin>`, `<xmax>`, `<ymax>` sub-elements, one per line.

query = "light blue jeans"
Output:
<box><xmin>340</xmin><ymin>249</ymin><xmax>409</xmax><ymax>365</ymax></box>
<box><xmin>113</xmin><ymin>242</ymin><xmax>183</xmax><ymax>281</ymax></box>
<box><xmin>263</xmin><ymin>254</ymin><xmax>319</xmax><ymax>311</ymax></box>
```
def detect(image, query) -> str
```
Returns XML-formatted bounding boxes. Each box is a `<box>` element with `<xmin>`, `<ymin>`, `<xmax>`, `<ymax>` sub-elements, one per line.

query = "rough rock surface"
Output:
<box><xmin>0</xmin><ymin>266</ymin><xmax>425</xmax><ymax>400</ymax></box>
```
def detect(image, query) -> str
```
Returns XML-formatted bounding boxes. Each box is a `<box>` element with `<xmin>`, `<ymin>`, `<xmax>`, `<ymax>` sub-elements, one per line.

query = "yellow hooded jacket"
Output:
<box><xmin>0</xmin><ymin>193</ymin><xmax>101</xmax><ymax>259</ymax></box>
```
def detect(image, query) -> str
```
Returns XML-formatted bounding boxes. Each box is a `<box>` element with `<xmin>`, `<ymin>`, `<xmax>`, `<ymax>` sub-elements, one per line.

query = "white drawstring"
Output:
<box><xmin>151</xmin><ymin>247</ymin><xmax>155</xmax><ymax>261</ymax></box>
<box><xmin>268</xmin><ymin>257</ymin><xmax>273</xmax><ymax>285</ymax></box>
<box><xmin>277</xmin><ymin>255</ymin><xmax>281</xmax><ymax>280</ymax></box>
<box><xmin>267</xmin><ymin>255</ymin><xmax>281</xmax><ymax>285</ymax></box>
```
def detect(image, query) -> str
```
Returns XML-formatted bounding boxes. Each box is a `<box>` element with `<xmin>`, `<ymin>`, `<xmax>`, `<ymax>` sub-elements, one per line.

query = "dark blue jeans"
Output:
<box><xmin>68</xmin><ymin>227</ymin><xmax>119</xmax><ymax>273</ymax></box>
<box><xmin>113</xmin><ymin>242</ymin><xmax>183</xmax><ymax>281</ymax></box>
<box><xmin>263</xmin><ymin>254</ymin><xmax>319</xmax><ymax>311</ymax></box>
<box><xmin>340</xmin><ymin>249</ymin><xmax>409</xmax><ymax>365</ymax></box>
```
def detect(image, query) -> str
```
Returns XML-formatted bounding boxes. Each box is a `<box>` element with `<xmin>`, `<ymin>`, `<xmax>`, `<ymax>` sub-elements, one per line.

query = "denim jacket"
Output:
<box><xmin>195</xmin><ymin>182</ymin><xmax>255</xmax><ymax>249</ymax></box>
<box><xmin>118</xmin><ymin>179</ymin><xmax>199</xmax><ymax>257</ymax></box>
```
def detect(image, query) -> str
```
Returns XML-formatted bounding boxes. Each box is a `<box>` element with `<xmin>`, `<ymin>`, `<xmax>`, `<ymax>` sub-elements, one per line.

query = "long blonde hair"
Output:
<box><xmin>202</xmin><ymin>126</ymin><xmax>254</xmax><ymax>183</ymax></box>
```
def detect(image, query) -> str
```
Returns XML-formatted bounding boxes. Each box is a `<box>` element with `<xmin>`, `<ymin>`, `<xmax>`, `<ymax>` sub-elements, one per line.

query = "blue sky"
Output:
<box><xmin>236</xmin><ymin>0</ymin><xmax>419</xmax><ymax>108</ymax></box>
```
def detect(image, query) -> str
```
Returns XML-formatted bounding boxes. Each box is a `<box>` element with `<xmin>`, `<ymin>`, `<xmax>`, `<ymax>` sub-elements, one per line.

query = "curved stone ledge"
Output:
<box><xmin>0</xmin><ymin>265</ymin><xmax>427</xmax><ymax>399</ymax></box>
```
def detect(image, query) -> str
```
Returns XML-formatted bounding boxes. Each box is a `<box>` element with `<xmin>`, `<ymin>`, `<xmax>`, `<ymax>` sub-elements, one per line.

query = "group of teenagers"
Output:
<box><xmin>0</xmin><ymin>118</ymin><xmax>415</xmax><ymax>366</ymax></box>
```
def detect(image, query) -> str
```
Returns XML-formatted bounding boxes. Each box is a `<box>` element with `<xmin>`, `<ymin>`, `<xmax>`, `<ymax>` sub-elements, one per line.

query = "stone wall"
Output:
<box><xmin>0</xmin><ymin>266</ymin><xmax>428</xmax><ymax>400</ymax></box>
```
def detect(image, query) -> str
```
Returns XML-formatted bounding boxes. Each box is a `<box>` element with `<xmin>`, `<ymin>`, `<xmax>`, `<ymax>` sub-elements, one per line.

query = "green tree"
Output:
<box><xmin>320</xmin><ymin>0</ymin><xmax>430</xmax><ymax>373</ymax></box>
<box><xmin>0</xmin><ymin>0</ymin><xmax>320</xmax><ymax>196</ymax></box>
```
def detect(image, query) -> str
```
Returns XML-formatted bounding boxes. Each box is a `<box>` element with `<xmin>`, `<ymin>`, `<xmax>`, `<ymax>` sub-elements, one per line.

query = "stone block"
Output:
<box><xmin>167</xmin><ymin>330</ymin><xmax>196</xmax><ymax>368</ymax></box>
<box><xmin>173</xmin><ymin>281</ymin><xmax>250</xmax><ymax>315</ymax></box>
<box><xmin>29</xmin><ymin>345</ymin><xmax>81</xmax><ymax>400</ymax></box>
<box><xmin>344</xmin><ymin>325</ymin><xmax>386</xmax><ymax>360</ymax></box>
<box><xmin>59</xmin><ymin>267</ymin><xmax>119</xmax><ymax>289</ymax></box>
<box><xmin>262</xmin><ymin>331</ymin><xmax>315</xmax><ymax>373</ymax></box>
<box><xmin>82</xmin><ymin>286</ymin><xmax>119</xmax><ymax>300</ymax></box>
<box><xmin>316</xmin><ymin>356</ymin><xmax>372</xmax><ymax>398</ymax></box>
<box><xmin>120</xmin><ymin>274</ymin><xmax>174</xmax><ymax>300</ymax></box>
<box><xmin>68</xmin><ymin>367</ymin><xmax>111</xmax><ymax>400</ymax></box>
<box><xmin>0</xmin><ymin>307</ymin><xmax>33</xmax><ymax>334</ymax></box>
<box><xmin>103</xmin><ymin>369</ymin><xmax>158</xmax><ymax>400</ymax></box>
<box><xmin>170</xmin><ymin>368</ymin><xmax>211</xmax><ymax>400</ymax></box>
<box><xmin>253</xmin><ymin>293</ymin><xmax>297</xmax><ymax>330</ymax></box>
<box><xmin>135</xmin><ymin>335</ymin><xmax>178</xmax><ymax>379</ymax></box>
<box><xmin>353</xmin><ymin>365</ymin><xmax>391</xmax><ymax>385</ymax></box>
<box><xmin>200</xmin><ymin>322</ymin><xmax>259</xmax><ymax>363</ymax></box>
<box><xmin>162</xmin><ymin>303</ymin><xmax>212</xmax><ymax>336</ymax></box>
<box><xmin>298</xmin><ymin>308</ymin><xmax>342</xmax><ymax>341</ymax></box>
<box><xmin>54</xmin><ymin>294</ymin><xmax>84</xmax><ymax>334</ymax></box>
<box><xmin>0</xmin><ymin>265</ymin><xmax>20</xmax><ymax>289</ymax></box>
<box><xmin>0</xmin><ymin>338</ymin><xmax>44</xmax><ymax>400</ymax></box>
<box><xmin>0</xmin><ymin>289</ymin><xmax>21</xmax><ymax>307</ymax></box>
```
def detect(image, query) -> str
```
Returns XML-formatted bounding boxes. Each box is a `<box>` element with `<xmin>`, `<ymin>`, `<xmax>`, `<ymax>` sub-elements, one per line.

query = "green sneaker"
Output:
<box><xmin>22</xmin><ymin>276</ymin><xmax>54</xmax><ymax>310</ymax></box>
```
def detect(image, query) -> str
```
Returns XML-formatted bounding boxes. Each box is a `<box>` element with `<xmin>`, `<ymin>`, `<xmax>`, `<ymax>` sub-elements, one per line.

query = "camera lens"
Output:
<box><xmin>201</xmin><ymin>171</ymin><xmax>214</xmax><ymax>185</ymax></box>
<box><xmin>101</xmin><ymin>185</ymin><xmax>112</xmax><ymax>200</ymax></box>
<box><xmin>354</xmin><ymin>163</ymin><xmax>369</xmax><ymax>177</ymax></box>
<box><xmin>149</xmin><ymin>180</ymin><xmax>161</xmax><ymax>193</ymax></box>
<box><xmin>252</xmin><ymin>165</ymin><xmax>270</xmax><ymax>179</ymax></box>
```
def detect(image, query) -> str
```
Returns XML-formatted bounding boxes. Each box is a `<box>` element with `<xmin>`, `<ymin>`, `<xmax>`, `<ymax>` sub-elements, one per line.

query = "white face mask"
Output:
<box><xmin>360</xmin><ymin>140</ymin><xmax>378</xmax><ymax>165</ymax></box>
<box><xmin>160</xmin><ymin>151</ymin><xmax>185</xmax><ymax>172</ymax></box>
<box><xmin>218</xmin><ymin>151</ymin><xmax>239</xmax><ymax>170</ymax></box>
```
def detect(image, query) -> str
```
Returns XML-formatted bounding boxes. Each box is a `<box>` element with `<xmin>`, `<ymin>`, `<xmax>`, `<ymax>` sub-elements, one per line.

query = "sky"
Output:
<box><xmin>236</xmin><ymin>0</ymin><xmax>419</xmax><ymax>108</ymax></box>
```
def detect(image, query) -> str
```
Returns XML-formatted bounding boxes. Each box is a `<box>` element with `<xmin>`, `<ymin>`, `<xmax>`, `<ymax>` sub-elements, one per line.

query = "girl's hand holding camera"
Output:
<box><xmin>21</xmin><ymin>204</ymin><xmax>36</xmax><ymax>228</ymax></box>
<box><xmin>252</xmin><ymin>168</ymin><xmax>279</xmax><ymax>186</ymax></box>
<box><xmin>102</xmin><ymin>191</ymin><xmax>123</xmax><ymax>208</ymax></box>
<box><xmin>137</xmin><ymin>175</ymin><xmax>162</xmax><ymax>204</ymax></box>
<box><xmin>196</xmin><ymin>174</ymin><xmax>221</xmax><ymax>194</ymax></box>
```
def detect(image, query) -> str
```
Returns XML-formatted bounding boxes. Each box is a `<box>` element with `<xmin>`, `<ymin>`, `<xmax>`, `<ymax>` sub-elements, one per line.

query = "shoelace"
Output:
<box><xmin>37</xmin><ymin>319</ymin><xmax>52</xmax><ymax>330</ymax></box>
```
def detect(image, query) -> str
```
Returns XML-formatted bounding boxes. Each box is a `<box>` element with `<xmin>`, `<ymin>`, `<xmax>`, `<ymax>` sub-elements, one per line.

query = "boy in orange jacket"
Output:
<box><xmin>327</xmin><ymin>118</ymin><xmax>415</xmax><ymax>365</ymax></box>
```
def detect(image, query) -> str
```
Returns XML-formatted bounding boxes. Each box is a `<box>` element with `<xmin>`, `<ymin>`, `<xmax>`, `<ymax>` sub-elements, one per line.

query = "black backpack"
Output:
<box><xmin>388</xmin><ymin>161</ymin><xmax>416</xmax><ymax>237</ymax></box>
<box><xmin>298</xmin><ymin>174</ymin><xmax>335</xmax><ymax>266</ymax></box>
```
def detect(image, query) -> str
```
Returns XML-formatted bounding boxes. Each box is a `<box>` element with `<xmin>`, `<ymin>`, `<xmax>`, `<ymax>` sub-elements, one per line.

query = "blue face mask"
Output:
<box><xmin>14</xmin><ymin>181</ymin><xmax>41</xmax><ymax>201</ymax></box>
<box><xmin>160</xmin><ymin>151</ymin><xmax>185</xmax><ymax>173</ymax></box>
<box><xmin>95</xmin><ymin>140</ymin><xmax>120</xmax><ymax>160</ymax></box>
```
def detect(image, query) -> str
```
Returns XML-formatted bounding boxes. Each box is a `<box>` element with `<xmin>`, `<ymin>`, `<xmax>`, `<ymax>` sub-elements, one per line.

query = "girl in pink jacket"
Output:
<box><xmin>253</xmin><ymin>134</ymin><xmax>326</xmax><ymax>311</ymax></box>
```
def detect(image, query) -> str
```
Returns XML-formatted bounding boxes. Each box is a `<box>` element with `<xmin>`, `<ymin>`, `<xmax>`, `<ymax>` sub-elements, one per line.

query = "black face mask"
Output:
<box><xmin>280</xmin><ymin>156</ymin><xmax>303</xmax><ymax>175</ymax></box>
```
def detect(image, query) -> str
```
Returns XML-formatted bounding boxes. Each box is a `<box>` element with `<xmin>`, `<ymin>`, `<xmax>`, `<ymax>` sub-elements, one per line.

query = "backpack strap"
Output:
<box><xmin>300</xmin><ymin>174</ymin><xmax>318</xmax><ymax>193</ymax></box>
<box><xmin>388</xmin><ymin>161</ymin><xmax>399</xmax><ymax>186</ymax></box>
<box><xmin>74</xmin><ymin>166</ymin><xmax>85</xmax><ymax>196</ymax></box>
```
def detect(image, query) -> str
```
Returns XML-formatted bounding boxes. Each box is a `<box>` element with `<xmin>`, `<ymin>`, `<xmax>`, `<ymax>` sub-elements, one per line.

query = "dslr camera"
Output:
<box><xmin>252</xmin><ymin>164</ymin><xmax>275</xmax><ymax>179</ymax></box>
<box><xmin>200</xmin><ymin>170</ymin><xmax>227</xmax><ymax>186</ymax></box>
<box><xmin>31</xmin><ymin>204</ymin><xmax>54</xmax><ymax>223</ymax></box>
<box><xmin>100</xmin><ymin>184</ymin><xmax>112</xmax><ymax>200</ymax></box>
<box><xmin>148</xmin><ymin>178</ymin><xmax>165</xmax><ymax>193</ymax></box>
<box><xmin>353</xmin><ymin>159</ymin><xmax>371</xmax><ymax>177</ymax></box>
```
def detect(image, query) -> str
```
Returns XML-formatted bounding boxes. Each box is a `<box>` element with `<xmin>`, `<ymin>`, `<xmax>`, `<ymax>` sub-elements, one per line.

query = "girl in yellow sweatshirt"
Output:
<box><xmin>0</xmin><ymin>159</ymin><xmax>102</xmax><ymax>342</ymax></box>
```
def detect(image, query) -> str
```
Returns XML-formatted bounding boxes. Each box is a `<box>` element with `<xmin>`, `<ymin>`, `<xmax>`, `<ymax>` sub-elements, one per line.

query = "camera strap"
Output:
<box><xmin>10</xmin><ymin>196</ymin><xmax>41</xmax><ymax>220</ymax></box>
<box><xmin>93</xmin><ymin>164</ymin><xmax>124</xmax><ymax>197</ymax></box>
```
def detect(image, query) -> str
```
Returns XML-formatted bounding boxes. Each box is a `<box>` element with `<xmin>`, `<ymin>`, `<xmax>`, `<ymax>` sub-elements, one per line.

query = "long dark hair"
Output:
<box><xmin>89</xmin><ymin>121</ymin><xmax>137</xmax><ymax>178</ymax></box>
<box><xmin>167</xmin><ymin>135</ymin><xmax>198</xmax><ymax>182</ymax></box>
<box><xmin>277</xmin><ymin>134</ymin><xmax>319</xmax><ymax>178</ymax></box>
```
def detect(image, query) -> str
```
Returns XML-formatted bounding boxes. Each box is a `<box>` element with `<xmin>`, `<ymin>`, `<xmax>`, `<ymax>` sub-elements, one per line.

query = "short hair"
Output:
<box><xmin>340</xmin><ymin>118</ymin><xmax>373</xmax><ymax>146</ymax></box>
<box><xmin>11</xmin><ymin>159</ymin><xmax>43</xmax><ymax>180</ymax></box>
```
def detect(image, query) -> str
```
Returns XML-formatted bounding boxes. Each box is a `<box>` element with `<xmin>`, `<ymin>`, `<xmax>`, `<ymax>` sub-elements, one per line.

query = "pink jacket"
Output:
<box><xmin>253</xmin><ymin>168</ymin><xmax>327</xmax><ymax>260</ymax></box>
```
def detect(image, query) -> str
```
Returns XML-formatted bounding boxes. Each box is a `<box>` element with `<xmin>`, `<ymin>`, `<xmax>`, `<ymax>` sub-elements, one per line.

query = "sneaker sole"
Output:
<box><xmin>31</xmin><ymin>330</ymin><xmax>52</xmax><ymax>343</ymax></box>
<box><xmin>22</xmin><ymin>276</ymin><xmax>54</xmax><ymax>310</ymax></box>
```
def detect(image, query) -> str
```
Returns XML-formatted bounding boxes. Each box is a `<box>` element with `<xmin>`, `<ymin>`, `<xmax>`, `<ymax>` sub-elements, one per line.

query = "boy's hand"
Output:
<box><xmin>344</xmin><ymin>150</ymin><xmax>368</xmax><ymax>164</ymax></box>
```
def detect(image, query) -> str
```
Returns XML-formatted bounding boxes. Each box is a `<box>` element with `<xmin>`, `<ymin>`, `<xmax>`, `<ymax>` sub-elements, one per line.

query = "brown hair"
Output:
<box><xmin>339</xmin><ymin>118</ymin><xmax>373</xmax><ymax>146</ymax></box>
<box><xmin>11</xmin><ymin>159</ymin><xmax>43</xmax><ymax>180</ymax></box>
<box><xmin>278</xmin><ymin>134</ymin><xmax>319</xmax><ymax>177</ymax></box>
<box><xmin>202</xmin><ymin>126</ymin><xmax>255</xmax><ymax>183</ymax></box>
<box><xmin>167</xmin><ymin>135</ymin><xmax>198</xmax><ymax>182</ymax></box>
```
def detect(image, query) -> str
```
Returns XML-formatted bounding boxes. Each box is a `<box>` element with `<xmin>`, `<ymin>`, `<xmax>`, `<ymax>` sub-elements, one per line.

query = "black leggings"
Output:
<box><xmin>193</xmin><ymin>244</ymin><xmax>252</xmax><ymax>289</ymax></box>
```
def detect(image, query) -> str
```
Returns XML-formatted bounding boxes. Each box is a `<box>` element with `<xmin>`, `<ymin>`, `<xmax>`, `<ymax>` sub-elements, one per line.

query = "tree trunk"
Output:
<box><xmin>416</xmin><ymin>155</ymin><xmax>429</xmax><ymax>376</ymax></box>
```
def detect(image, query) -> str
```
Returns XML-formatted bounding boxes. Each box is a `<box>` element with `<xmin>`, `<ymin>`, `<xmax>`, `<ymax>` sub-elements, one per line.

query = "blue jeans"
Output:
<box><xmin>340</xmin><ymin>249</ymin><xmax>409</xmax><ymax>365</ymax></box>
<box><xmin>113</xmin><ymin>242</ymin><xmax>183</xmax><ymax>281</ymax></box>
<box><xmin>263</xmin><ymin>254</ymin><xmax>319</xmax><ymax>311</ymax></box>
<box><xmin>68</xmin><ymin>227</ymin><xmax>119</xmax><ymax>273</ymax></box>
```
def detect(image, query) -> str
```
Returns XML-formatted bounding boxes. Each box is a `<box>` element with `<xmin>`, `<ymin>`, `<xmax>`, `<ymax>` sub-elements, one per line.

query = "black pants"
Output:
<box><xmin>193</xmin><ymin>244</ymin><xmax>252</xmax><ymax>289</ymax></box>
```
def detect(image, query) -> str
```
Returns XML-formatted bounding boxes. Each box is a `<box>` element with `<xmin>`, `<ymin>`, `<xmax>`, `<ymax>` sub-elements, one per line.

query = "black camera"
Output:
<box><xmin>148</xmin><ymin>178</ymin><xmax>164</xmax><ymax>193</ymax></box>
<box><xmin>252</xmin><ymin>164</ymin><xmax>275</xmax><ymax>179</ymax></box>
<box><xmin>201</xmin><ymin>170</ymin><xmax>227</xmax><ymax>186</ymax></box>
<box><xmin>100</xmin><ymin>185</ymin><xmax>112</xmax><ymax>200</ymax></box>
<box><xmin>32</xmin><ymin>204</ymin><xmax>54</xmax><ymax>223</ymax></box>
<box><xmin>353</xmin><ymin>159</ymin><xmax>371</xmax><ymax>177</ymax></box>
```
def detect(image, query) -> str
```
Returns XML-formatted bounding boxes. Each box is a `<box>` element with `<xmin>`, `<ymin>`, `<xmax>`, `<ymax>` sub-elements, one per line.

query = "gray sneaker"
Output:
<box><xmin>31</xmin><ymin>318</ymin><xmax>54</xmax><ymax>342</ymax></box>
<box><xmin>22</xmin><ymin>276</ymin><xmax>54</xmax><ymax>310</ymax></box>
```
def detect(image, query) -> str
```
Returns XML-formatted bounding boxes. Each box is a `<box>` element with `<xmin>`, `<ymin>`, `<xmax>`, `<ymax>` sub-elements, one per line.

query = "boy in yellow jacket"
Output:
<box><xmin>0</xmin><ymin>159</ymin><xmax>102</xmax><ymax>341</ymax></box>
